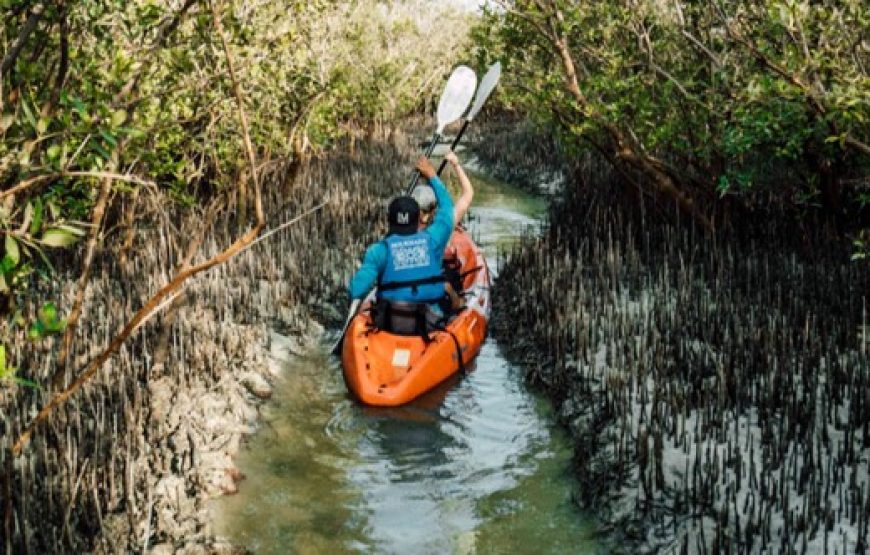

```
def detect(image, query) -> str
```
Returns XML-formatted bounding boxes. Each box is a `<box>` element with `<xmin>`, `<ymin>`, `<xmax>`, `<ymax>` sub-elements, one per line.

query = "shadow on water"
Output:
<box><xmin>211</xmin><ymin>169</ymin><xmax>601</xmax><ymax>554</ymax></box>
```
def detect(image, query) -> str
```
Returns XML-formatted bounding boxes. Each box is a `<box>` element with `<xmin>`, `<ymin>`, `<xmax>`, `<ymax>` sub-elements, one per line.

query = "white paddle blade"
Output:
<box><xmin>436</xmin><ymin>65</ymin><xmax>477</xmax><ymax>133</ymax></box>
<box><xmin>467</xmin><ymin>61</ymin><xmax>502</xmax><ymax>121</ymax></box>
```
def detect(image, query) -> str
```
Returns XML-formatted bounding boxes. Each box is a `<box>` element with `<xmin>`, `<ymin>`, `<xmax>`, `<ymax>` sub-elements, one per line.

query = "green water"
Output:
<box><xmin>211</xmin><ymin>170</ymin><xmax>599</xmax><ymax>553</ymax></box>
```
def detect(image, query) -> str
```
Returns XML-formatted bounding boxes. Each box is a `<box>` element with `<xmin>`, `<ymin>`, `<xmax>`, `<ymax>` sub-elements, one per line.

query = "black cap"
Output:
<box><xmin>387</xmin><ymin>196</ymin><xmax>419</xmax><ymax>235</ymax></box>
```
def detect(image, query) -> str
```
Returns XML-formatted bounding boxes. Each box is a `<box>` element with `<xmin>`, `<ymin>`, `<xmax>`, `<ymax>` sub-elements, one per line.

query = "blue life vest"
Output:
<box><xmin>378</xmin><ymin>231</ymin><xmax>445</xmax><ymax>303</ymax></box>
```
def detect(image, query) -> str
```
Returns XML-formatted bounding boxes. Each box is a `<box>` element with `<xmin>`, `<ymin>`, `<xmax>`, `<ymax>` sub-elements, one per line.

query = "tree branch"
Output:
<box><xmin>1</xmin><ymin>171</ymin><xmax>156</xmax><ymax>200</ymax></box>
<box><xmin>45</xmin><ymin>8</ymin><xmax>69</xmax><ymax>114</ymax></box>
<box><xmin>536</xmin><ymin>1</ymin><xmax>714</xmax><ymax>230</ymax></box>
<box><xmin>845</xmin><ymin>136</ymin><xmax>870</xmax><ymax>157</ymax></box>
<box><xmin>492</xmin><ymin>0</ymin><xmax>558</xmax><ymax>44</ymax></box>
<box><xmin>680</xmin><ymin>29</ymin><xmax>722</xmax><ymax>69</ymax></box>
<box><xmin>211</xmin><ymin>0</ymin><xmax>261</xmax><ymax>223</ymax></box>
<box><xmin>1</xmin><ymin>3</ymin><xmax>45</xmax><ymax>77</ymax></box>
<box><xmin>52</xmin><ymin>171</ymin><xmax>113</xmax><ymax>386</ymax></box>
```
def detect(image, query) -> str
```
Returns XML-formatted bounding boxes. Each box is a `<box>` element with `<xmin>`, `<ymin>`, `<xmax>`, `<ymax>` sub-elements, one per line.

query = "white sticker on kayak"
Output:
<box><xmin>392</xmin><ymin>348</ymin><xmax>411</xmax><ymax>367</ymax></box>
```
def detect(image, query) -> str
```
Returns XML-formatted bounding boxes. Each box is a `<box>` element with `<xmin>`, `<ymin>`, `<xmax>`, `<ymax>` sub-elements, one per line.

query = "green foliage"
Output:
<box><xmin>1</xmin><ymin>0</ymin><xmax>472</xmax><ymax>311</ymax></box>
<box><xmin>474</xmin><ymin>0</ymin><xmax>870</xmax><ymax>215</ymax></box>
<box><xmin>28</xmin><ymin>302</ymin><xmax>66</xmax><ymax>339</ymax></box>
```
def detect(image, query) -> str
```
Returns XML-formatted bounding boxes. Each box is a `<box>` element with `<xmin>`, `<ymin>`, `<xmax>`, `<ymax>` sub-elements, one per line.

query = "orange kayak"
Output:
<box><xmin>341</xmin><ymin>228</ymin><xmax>491</xmax><ymax>406</ymax></box>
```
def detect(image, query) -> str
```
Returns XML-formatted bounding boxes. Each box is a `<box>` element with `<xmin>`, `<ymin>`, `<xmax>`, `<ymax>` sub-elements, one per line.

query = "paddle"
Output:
<box><xmin>330</xmin><ymin>298</ymin><xmax>360</xmax><ymax>355</ymax></box>
<box><xmin>406</xmin><ymin>65</ymin><xmax>477</xmax><ymax>194</ymax></box>
<box><xmin>331</xmin><ymin>66</ymin><xmax>478</xmax><ymax>356</ymax></box>
<box><xmin>436</xmin><ymin>61</ymin><xmax>502</xmax><ymax>176</ymax></box>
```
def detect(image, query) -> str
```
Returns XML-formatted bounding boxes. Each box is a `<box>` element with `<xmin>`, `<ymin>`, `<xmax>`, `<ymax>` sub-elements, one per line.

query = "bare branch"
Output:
<box><xmin>1</xmin><ymin>171</ymin><xmax>157</xmax><ymax>200</ymax></box>
<box><xmin>212</xmin><ymin>0</ymin><xmax>261</xmax><ymax>222</ymax></box>
<box><xmin>680</xmin><ymin>29</ymin><xmax>721</xmax><ymax>69</ymax></box>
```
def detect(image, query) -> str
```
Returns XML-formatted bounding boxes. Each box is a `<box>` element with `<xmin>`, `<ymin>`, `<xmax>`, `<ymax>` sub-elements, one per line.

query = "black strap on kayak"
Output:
<box><xmin>427</xmin><ymin>319</ymin><xmax>466</xmax><ymax>374</ymax></box>
<box><xmin>459</xmin><ymin>265</ymin><xmax>482</xmax><ymax>280</ymax></box>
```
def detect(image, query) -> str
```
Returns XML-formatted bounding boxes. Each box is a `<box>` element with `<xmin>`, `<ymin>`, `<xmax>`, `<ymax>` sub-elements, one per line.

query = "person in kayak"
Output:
<box><xmin>412</xmin><ymin>150</ymin><xmax>473</xmax><ymax>226</ymax></box>
<box><xmin>412</xmin><ymin>150</ymin><xmax>474</xmax><ymax>308</ymax></box>
<box><xmin>347</xmin><ymin>156</ymin><xmax>454</xmax><ymax>333</ymax></box>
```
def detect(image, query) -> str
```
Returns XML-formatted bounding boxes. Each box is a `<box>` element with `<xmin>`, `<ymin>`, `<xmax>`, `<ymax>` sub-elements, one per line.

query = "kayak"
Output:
<box><xmin>341</xmin><ymin>228</ymin><xmax>491</xmax><ymax>406</ymax></box>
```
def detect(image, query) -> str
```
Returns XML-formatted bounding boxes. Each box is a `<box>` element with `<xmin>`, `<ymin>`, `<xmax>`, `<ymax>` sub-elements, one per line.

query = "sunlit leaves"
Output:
<box><xmin>4</xmin><ymin>236</ymin><xmax>20</xmax><ymax>267</ymax></box>
<box><xmin>39</xmin><ymin>228</ymin><xmax>82</xmax><ymax>248</ymax></box>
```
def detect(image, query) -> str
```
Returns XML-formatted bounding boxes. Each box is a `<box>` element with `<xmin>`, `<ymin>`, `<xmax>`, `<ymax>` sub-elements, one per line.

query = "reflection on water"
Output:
<box><xmin>212</xmin><ymin>173</ymin><xmax>599</xmax><ymax>553</ymax></box>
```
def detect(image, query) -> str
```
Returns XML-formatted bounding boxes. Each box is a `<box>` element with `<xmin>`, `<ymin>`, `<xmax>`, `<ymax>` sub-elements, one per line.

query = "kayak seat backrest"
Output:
<box><xmin>373</xmin><ymin>299</ymin><xmax>430</xmax><ymax>337</ymax></box>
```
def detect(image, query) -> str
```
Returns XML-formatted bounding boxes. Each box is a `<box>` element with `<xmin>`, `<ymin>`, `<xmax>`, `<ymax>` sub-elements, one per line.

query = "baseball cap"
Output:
<box><xmin>387</xmin><ymin>196</ymin><xmax>419</xmax><ymax>235</ymax></box>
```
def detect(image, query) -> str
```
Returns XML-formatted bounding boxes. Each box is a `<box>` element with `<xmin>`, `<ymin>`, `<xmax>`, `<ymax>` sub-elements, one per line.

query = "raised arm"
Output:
<box><xmin>445</xmin><ymin>150</ymin><xmax>473</xmax><ymax>224</ymax></box>
<box><xmin>416</xmin><ymin>156</ymin><xmax>454</xmax><ymax>251</ymax></box>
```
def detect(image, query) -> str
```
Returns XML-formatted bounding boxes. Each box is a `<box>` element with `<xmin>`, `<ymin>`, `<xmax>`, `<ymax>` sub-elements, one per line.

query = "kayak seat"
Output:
<box><xmin>371</xmin><ymin>299</ymin><xmax>442</xmax><ymax>337</ymax></box>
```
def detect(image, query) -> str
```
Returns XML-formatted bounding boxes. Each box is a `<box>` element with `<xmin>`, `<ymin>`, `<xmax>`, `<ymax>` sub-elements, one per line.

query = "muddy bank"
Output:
<box><xmin>0</xmin><ymin>134</ymin><xmax>422</xmax><ymax>552</ymax></box>
<box><xmin>492</xmin><ymin>167</ymin><xmax>870</xmax><ymax>551</ymax></box>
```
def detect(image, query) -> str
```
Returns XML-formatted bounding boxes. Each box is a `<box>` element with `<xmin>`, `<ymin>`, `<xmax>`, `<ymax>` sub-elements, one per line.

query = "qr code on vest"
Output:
<box><xmin>390</xmin><ymin>237</ymin><xmax>430</xmax><ymax>270</ymax></box>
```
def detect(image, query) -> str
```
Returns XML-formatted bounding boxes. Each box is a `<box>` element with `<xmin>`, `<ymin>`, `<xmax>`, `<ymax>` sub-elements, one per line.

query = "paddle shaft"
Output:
<box><xmin>436</xmin><ymin>119</ymin><xmax>471</xmax><ymax>176</ymax></box>
<box><xmin>407</xmin><ymin>117</ymin><xmax>470</xmax><ymax>191</ymax></box>
<box><xmin>407</xmin><ymin>131</ymin><xmax>441</xmax><ymax>194</ymax></box>
<box><xmin>330</xmin><ymin>298</ymin><xmax>361</xmax><ymax>355</ymax></box>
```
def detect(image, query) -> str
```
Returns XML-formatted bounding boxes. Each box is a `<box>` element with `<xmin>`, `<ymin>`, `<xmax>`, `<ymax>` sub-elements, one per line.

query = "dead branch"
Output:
<box><xmin>246</xmin><ymin>200</ymin><xmax>327</xmax><ymax>250</ymax></box>
<box><xmin>12</xmin><ymin>223</ymin><xmax>259</xmax><ymax>456</ymax></box>
<box><xmin>211</xmin><ymin>0</ymin><xmax>260</xmax><ymax>223</ymax></box>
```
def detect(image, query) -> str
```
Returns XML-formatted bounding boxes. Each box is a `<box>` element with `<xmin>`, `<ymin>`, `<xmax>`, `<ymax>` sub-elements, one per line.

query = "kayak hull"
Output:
<box><xmin>341</xmin><ymin>229</ymin><xmax>491</xmax><ymax>406</ymax></box>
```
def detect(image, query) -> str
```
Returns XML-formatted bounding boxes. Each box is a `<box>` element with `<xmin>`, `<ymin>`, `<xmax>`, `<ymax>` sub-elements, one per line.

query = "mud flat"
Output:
<box><xmin>0</xmin><ymin>134</ymin><xmax>421</xmax><ymax>552</ymax></box>
<box><xmin>489</xmin><ymin>155</ymin><xmax>870</xmax><ymax>551</ymax></box>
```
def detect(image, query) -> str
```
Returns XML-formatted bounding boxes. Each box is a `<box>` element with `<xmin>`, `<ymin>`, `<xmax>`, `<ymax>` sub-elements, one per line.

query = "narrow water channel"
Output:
<box><xmin>212</xmin><ymin>170</ymin><xmax>599</xmax><ymax>553</ymax></box>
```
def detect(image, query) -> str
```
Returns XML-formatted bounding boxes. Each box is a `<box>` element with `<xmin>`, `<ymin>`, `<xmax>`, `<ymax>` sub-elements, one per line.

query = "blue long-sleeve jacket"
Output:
<box><xmin>348</xmin><ymin>176</ymin><xmax>454</xmax><ymax>299</ymax></box>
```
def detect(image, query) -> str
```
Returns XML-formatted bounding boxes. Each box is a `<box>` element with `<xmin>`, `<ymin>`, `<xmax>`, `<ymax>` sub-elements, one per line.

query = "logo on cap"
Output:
<box><xmin>397</xmin><ymin>212</ymin><xmax>409</xmax><ymax>224</ymax></box>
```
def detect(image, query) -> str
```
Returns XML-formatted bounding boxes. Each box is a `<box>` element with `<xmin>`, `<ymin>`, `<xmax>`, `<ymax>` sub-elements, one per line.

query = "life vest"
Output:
<box><xmin>378</xmin><ymin>231</ymin><xmax>446</xmax><ymax>303</ymax></box>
